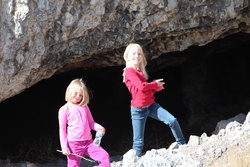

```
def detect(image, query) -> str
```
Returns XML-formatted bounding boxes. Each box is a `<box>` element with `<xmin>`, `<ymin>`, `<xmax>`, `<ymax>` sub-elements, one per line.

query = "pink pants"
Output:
<box><xmin>67</xmin><ymin>140</ymin><xmax>110</xmax><ymax>167</ymax></box>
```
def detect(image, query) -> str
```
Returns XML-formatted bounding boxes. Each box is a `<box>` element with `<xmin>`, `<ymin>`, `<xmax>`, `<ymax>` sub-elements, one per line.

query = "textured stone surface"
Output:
<box><xmin>1</xmin><ymin>0</ymin><xmax>250</xmax><ymax>102</ymax></box>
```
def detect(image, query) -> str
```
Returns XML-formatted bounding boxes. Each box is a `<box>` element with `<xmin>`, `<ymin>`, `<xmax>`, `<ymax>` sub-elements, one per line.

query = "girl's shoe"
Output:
<box><xmin>168</xmin><ymin>142</ymin><xmax>180</xmax><ymax>150</ymax></box>
<box><xmin>122</xmin><ymin>149</ymin><xmax>139</xmax><ymax>167</ymax></box>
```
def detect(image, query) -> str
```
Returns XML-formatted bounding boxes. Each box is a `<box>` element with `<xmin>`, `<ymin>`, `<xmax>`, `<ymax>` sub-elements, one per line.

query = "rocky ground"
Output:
<box><xmin>0</xmin><ymin>111</ymin><xmax>249</xmax><ymax>167</ymax></box>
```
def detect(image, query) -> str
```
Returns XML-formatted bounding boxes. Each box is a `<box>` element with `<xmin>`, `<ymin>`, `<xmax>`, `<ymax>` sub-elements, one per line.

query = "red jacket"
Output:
<box><xmin>124</xmin><ymin>68</ymin><xmax>163</xmax><ymax>107</ymax></box>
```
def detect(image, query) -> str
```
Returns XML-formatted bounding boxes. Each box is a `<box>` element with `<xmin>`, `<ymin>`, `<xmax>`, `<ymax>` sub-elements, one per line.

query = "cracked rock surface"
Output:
<box><xmin>1</xmin><ymin>0</ymin><xmax>250</xmax><ymax>102</ymax></box>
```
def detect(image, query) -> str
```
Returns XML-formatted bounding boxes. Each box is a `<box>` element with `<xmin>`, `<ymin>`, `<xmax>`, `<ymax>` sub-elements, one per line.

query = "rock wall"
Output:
<box><xmin>1</xmin><ymin>0</ymin><xmax>250</xmax><ymax>102</ymax></box>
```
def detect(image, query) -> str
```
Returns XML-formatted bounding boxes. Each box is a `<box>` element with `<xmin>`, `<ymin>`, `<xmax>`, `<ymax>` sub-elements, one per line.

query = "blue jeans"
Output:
<box><xmin>130</xmin><ymin>103</ymin><xmax>185</xmax><ymax>156</ymax></box>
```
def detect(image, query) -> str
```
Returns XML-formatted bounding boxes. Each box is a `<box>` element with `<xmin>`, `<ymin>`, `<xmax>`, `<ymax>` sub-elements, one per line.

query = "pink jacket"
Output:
<box><xmin>58</xmin><ymin>102</ymin><xmax>103</xmax><ymax>152</ymax></box>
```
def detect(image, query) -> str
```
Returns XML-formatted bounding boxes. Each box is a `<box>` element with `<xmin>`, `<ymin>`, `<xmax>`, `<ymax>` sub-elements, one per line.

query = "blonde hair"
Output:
<box><xmin>65</xmin><ymin>78</ymin><xmax>90</xmax><ymax>105</ymax></box>
<box><xmin>123</xmin><ymin>43</ymin><xmax>148</xmax><ymax>79</ymax></box>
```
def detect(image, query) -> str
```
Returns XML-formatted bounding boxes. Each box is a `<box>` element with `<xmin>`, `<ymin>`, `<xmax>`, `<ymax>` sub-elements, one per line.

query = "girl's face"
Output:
<box><xmin>69</xmin><ymin>87</ymin><xmax>84</xmax><ymax>104</ymax></box>
<box><xmin>126</xmin><ymin>45</ymin><xmax>143</xmax><ymax>68</ymax></box>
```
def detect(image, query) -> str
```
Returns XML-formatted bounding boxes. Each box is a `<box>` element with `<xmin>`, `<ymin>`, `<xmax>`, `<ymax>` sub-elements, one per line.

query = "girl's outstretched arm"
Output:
<box><xmin>125</xmin><ymin>68</ymin><xmax>160</xmax><ymax>91</ymax></box>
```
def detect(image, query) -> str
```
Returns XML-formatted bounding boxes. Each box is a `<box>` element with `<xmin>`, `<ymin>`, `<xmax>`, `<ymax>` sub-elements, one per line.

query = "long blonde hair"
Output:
<box><xmin>65</xmin><ymin>78</ymin><xmax>90</xmax><ymax>105</ymax></box>
<box><xmin>123</xmin><ymin>43</ymin><xmax>148</xmax><ymax>79</ymax></box>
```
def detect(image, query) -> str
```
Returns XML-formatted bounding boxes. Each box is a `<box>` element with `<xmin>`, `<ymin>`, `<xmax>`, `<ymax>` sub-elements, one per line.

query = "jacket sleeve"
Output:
<box><xmin>155</xmin><ymin>85</ymin><xmax>164</xmax><ymax>92</ymax></box>
<box><xmin>125</xmin><ymin>68</ymin><xmax>160</xmax><ymax>91</ymax></box>
<box><xmin>58</xmin><ymin>106</ymin><xmax>68</xmax><ymax>152</ymax></box>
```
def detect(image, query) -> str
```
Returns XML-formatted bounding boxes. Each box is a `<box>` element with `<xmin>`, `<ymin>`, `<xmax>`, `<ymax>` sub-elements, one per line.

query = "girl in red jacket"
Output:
<box><xmin>122</xmin><ymin>43</ymin><xmax>186</xmax><ymax>163</ymax></box>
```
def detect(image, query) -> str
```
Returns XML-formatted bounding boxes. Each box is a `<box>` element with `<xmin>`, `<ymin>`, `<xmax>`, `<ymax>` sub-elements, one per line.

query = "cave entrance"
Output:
<box><xmin>0</xmin><ymin>33</ymin><xmax>250</xmax><ymax>162</ymax></box>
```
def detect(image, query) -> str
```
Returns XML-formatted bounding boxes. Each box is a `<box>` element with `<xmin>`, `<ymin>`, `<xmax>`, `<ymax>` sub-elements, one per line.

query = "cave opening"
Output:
<box><xmin>0</xmin><ymin>33</ymin><xmax>250</xmax><ymax>163</ymax></box>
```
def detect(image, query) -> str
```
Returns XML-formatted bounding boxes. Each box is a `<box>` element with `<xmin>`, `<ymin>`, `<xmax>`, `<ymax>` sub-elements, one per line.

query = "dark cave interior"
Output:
<box><xmin>0</xmin><ymin>33</ymin><xmax>250</xmax><ymax>163</ymax></box>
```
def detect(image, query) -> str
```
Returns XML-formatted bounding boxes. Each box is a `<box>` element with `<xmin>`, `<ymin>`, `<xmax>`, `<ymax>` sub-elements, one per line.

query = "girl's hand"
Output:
<box><xmin>155</xmin><ymin>79</ymin><xmax>165</xmax><ymax>87</ymax></box>
<box><xmin>99</xmin><ymin>127</ymin><xmax>106</xmax><ymax>136</ymax></box>
<box><xmin>63</xmin><ymin>150</ymin><xmax>71</xmax><ymax>156</ymax></box>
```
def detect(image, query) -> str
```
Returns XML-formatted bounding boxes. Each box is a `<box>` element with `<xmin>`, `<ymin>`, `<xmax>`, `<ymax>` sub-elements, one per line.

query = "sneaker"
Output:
<box><xmin>168</xmin><ymin>142</ymin><xmax>180</xmax><ymax>150</ymax></box>
<box><xmin>122</xmin><ymin>149</ymin><xmax>139</xmax><ymax>167</ymax></box>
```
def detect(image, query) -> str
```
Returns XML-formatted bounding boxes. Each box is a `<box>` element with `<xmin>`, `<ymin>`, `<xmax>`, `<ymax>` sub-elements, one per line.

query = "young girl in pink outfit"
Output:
<box><xmin>58</xmin><ymin>78</ymin><xmax>110</xmax><ymax>167</ymax></box>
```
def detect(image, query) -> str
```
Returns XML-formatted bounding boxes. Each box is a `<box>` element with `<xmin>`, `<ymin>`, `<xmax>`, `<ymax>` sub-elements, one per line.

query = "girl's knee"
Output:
<box><xmin>104</xmin><ymin>151</ymin><xmax>110</xmax><ymax>160</ymax></box>
<box><xmin>169</xmin><ymin>117</ymin><xmax>178</xmax><ymax>127</ymax></box>
<box><xmin>99</xmin><ymin>152</ymin><xmax>110</xmax><ymax>167</ymax></box>
<box><xmin>100</xmin><ymin>150</ymin><xmax>110</xmax><ymax>162</ymax></box>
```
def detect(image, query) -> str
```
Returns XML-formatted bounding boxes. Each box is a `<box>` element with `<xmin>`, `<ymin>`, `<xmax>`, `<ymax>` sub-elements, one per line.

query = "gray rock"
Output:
<box><xmin>1</xmin><ymin>0</ymin><xmax>250</xmax><ymax>102</ymax></box>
